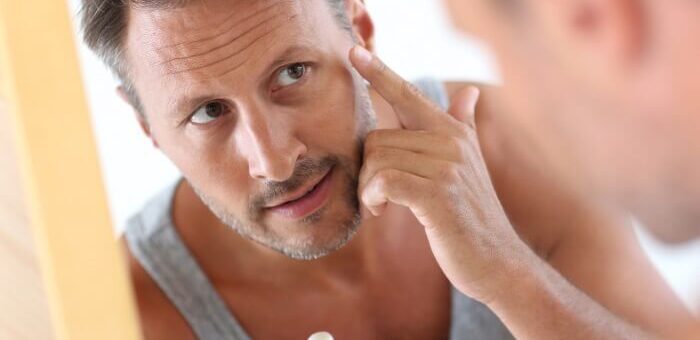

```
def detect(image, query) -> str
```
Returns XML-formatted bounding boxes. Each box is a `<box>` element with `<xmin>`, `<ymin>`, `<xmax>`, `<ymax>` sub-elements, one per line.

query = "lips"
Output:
<box><xmin>264</xmin><ymin>167</ymin><xmax>334</xmax><ymax>219</ymax></box>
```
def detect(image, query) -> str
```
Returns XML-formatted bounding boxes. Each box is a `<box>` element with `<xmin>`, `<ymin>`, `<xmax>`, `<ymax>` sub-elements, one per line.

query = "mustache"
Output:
<box><xmin>249</xmin><ymin>156</ymin><xmax>338</xmax><ymax>214</ymax></box>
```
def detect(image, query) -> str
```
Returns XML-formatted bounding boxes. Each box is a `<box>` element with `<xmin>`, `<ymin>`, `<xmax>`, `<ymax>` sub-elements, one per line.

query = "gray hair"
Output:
<box><xmin>80</xmin><ymin>0</ymin><xmax>351</xmax><ymax>114</ymax></box>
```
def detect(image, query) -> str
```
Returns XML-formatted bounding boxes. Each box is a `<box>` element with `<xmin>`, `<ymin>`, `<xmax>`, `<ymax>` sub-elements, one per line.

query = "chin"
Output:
<box><xmin>265</xmin><ymin>208</ymin><xmax>362</xmax><ymax>261</ymax></box>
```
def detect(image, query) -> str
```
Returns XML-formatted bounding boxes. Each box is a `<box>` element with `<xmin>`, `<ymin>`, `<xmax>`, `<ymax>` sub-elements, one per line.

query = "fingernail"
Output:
<box><xmin>353</xmin><ymin>46</ymin><xmax>373</xmax><ymax>65</ymax></box>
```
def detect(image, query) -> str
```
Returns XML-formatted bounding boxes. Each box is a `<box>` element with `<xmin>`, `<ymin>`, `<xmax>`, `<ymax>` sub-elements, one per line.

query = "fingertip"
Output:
<box><xmin>448</xmin><ymin>86</ymin><xmax>481</xmax><ymax>124</ymax></box>
<box><xmin>361</xmin><ymin>196</ymin><xmax>386</xmax><ymax>217</ymax></box>
<box><xmin>454</xmin><ymin>86</ymin><xmax>480</xmax><ymax>111</ymax></box>
<box><xmin>350</xmin><ymin>45</ymin><xmax>373</xmax><ymax>68</ymax></box>
<box><xmin>359</xmin><ymin>191</ymin><xmax>377</xmax><ymax>217</ymax></box>
<box><xmin>465</xmin><ymin>86</ymin><xmax>481</xmax><ymax>113</ymax></box>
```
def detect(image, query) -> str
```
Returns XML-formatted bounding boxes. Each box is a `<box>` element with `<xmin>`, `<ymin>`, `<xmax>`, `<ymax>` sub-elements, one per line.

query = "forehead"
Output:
<box><xmin>124</xmin><ymin>0</ymin><xmax>335</xmax><ymax>83</ymax></box>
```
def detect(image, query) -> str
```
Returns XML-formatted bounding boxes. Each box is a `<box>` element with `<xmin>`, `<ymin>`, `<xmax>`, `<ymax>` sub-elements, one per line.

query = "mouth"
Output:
<box><xmin>264</xmin><ymin>166</ymin><xmax>335</xmax><ymax>220</ymax></box>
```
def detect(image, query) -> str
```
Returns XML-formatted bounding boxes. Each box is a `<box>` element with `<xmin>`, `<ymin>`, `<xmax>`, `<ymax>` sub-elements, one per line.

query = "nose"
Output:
<box><xmin>237</xmin><ymin>105</ymin><xmax>307</xmax><ymax>182</ymax></box>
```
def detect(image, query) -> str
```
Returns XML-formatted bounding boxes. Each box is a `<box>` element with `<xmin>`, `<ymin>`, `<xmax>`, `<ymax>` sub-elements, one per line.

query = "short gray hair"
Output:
<box><xmin>80</xmin><ymin>0</ymin><xmax>351</xmax><ymax>114</ymax></box>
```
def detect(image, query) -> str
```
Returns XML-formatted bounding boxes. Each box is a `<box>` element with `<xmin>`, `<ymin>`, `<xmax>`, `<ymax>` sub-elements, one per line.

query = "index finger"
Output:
<box><xmin>349</xmin><ymin>45</ymin><xmax>450</xmax><ymax>131</ymax></box>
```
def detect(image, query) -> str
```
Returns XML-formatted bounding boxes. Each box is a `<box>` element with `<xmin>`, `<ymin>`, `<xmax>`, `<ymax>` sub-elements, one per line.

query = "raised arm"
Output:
<box><xmin>350</xmin><ymin>45</ymin><xmax>658</xmax><ymax>340</ymax></box>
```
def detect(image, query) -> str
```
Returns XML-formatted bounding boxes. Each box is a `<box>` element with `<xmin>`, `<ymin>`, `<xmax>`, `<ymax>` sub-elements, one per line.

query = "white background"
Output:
<box><xmin>67</xmin><ymin>0</ymin><xmax>699</xmax><ymax>312</ymax></box>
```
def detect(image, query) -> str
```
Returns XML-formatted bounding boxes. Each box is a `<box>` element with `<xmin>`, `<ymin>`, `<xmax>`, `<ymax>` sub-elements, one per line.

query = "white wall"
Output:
<box><xmin>68</xmin><ymin>0</ymin><xmax>180</xmax><ymax>235</ymax></box>
<box><xmin>67</xmin><ymin>0</ymin><xmax>698</xmax><ymax>313</ymax></box>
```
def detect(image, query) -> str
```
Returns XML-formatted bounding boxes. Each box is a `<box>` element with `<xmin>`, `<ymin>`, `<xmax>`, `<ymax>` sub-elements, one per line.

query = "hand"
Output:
<box><xmin>350</xmin><ymin>46</ymin><xmax>531</xmax><ymax>302</ymax></box>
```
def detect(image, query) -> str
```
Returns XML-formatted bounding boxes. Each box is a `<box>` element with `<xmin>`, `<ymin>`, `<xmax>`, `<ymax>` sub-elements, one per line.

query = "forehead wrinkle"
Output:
<box><xmin>151</xmin><ymin>3</ymin><xmax>301</xmax><ymax>75</ymax></box>
<box><xmin>181</xmin><ymin>16</ymin><xmax>305</xmax><ymax>85</ymax></box>
<box><xmin>158</xmin><ymin>8</ymin><xmax>281</xmax><ymax>67</ymax></box>
<box><xmin>155</xmin><ymin>0</ymin><xmax>294</xmax><ymax>61</ymax></box>
<box><xmin>129</xmin><ymin>0</ymin><xmax>325</xmax><ymax>115</ymax></box>
<box><xmin>163</xmin><ymin>12</ymin><xmax>295</xmax><ymax>76</ymax></box>
<box><xmin>215</xmin><ymin>14</ymin><xmax>302</xmax><ymax>79</ymax></box>
<box><xmin>153</xmin><ymin>0</ymin><xmax>280</xmax><ymax>51</ymax></box>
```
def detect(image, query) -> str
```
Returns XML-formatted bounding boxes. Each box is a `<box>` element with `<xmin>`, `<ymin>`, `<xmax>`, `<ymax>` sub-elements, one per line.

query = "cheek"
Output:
<box><xmin>298</xmin><ymin>106</ymin><xmax>358</xmax><ymax>160</ymax></box>
<box><xmin>498</xmin><ymin>55</ymin><xmax>545</xmax><ymax>123</ymax></box>
<box><xmin>446</xmin><ymin>0</ymin><xmax>491</xmax><ymax>35</ymax></box>
<box><xmin>154</xmin><ymin>125</ymin><xmax>252</xmax><ymax>206</ymax></box>
<box><xmin>444</xmin><ymin>0</ymin><xmax>469</xmax><ymax>30</ymax></box>
<box><xmin>298</xmin><ymin>70</ymin><xmax>364</xmax><ymax>154</ymax></box>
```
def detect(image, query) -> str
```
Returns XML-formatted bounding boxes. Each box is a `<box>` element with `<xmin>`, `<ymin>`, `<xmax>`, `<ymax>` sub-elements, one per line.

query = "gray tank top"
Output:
<box><xmin>125</xmin><ymin>78</ymin><xmax>513</xmax><ymax>340</ymax></box>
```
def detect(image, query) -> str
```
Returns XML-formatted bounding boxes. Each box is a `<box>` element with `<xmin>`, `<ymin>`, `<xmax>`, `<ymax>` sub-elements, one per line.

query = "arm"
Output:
<box><xmin>446</xmin><ymin>81</ymin><xmax>695</xmax><ymax>338</ymax></box>
<box><xmin>486</xmin><ymin>217</ymin><xmax>696</xmax><ymax>339</ymax></box>
<box><xmin>486</xmin><ymin>244</ymin><xmax>653</xmax><ymax>339</ymax></box>
<box><xmin>546</xmin><ymin>211</ymin><xmax>696</xmax><ymax>338</ymax></box>
<box><xmin>484</xmin><ymin>210</ymin><xmax>695</xmax><ymax>340</ymax></box>
<box><xmin>349</xmin><ymin>48</ymin><xmax>672</xmax><ymax>340</ymax></box>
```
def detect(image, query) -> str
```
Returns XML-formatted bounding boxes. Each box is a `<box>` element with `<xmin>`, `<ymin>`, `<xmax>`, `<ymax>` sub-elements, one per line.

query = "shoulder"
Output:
<box><xmin>123</xmin><ymin>181</ymin><xmax>181</xmax><ymax>241</ymax></box>
<box><xmin>440</xmin><ymin>81</ymin><xmax>595</xmax><ymax>255</ymax></box>
<box><xmin>120</xmin><ymin>238</ymin><xmax>196</xmax><ymax>340</ymax></box>
<box><xmin>120</xmin><ymin>238</ymin><xmax>167</xmax><ymax>317</ymax></box>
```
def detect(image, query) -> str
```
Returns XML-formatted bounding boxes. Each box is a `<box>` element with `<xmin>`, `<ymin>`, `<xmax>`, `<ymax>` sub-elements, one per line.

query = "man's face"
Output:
<box><xmin>124</xmin><ymin>0</ymin><xmax>374</xmax><ymax>259</ymax></box>
<box><xmin>447</xmin><ymin>0</ymin><xmax>700</xmax><ymax>241</ymax></box>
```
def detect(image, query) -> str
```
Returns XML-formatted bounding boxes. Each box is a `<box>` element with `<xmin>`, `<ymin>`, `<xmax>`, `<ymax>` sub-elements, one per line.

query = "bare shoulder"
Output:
<box><xmin>120</xmin><ymin>238</ymin><xmax>195</xmax><ymax>340</ymax></box>
<box><xmin>441</xmin><ymin>80</ymin><xmax>582</xmax><ymax>255</ymax></box>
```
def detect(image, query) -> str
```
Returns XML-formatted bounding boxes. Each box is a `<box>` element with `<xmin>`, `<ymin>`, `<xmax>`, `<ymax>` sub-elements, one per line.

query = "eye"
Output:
<box><xmin>275</xmin><ymin>63</ymin><xmax>307</xmax><ymax>88</ymax></box>
<box><xmin>190</xmin><ymin>101</ymin><xmax>230</xmax><ymax>125</ymax></box>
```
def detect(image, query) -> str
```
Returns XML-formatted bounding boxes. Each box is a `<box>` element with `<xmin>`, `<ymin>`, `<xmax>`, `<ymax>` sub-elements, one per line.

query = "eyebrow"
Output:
<box><xmin>167</xmin><ymin>44</ymin><xmax>317</xmax><ymax>119</ymax></box>
<box><xmin>170</xmin><ymin>94</ymin><xmax>215</xmax><ymax>121</ymax></box>
<box><xmin>222</xmin><ymin>44</ymin><xmax>315</xmax><ymax>78</ymax></box>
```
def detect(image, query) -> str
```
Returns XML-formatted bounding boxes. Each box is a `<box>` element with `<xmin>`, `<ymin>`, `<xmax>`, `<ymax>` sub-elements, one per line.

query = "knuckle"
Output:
<box><xmin>454</xmin><ymin>122</ymin><xmax>472</xmax><ymax>136</ymax></box>
<box><xmin>368</xmin><ymin>59</ymin><xmax>389</xmax><ymax>81</ymax></box>
<box><xmin>376</xmin><ymin>60</ymin><xmax>389</xmax><ymax>75</ymax></box>
<box><xmin>446</xmin><ymin>135</ymin><xmax>468</xmax><ymax>161</ymax></box>
<box><xmin>375</xmin><ymin>169</ymin><xmax>399</xmax><ymax>190</ymax></box>
<box><xmin>439</xmin><ymin>163</ymin><xmax>462</xmax><ymax>182</ymax></box>
<box><xmin>399</xmin><ymin>80</ymin><xmax>423</xmax><ymax>101</ymax></box>
<box><xmin>374</xmin><ymin>58</ymin><xmax>388</xmax><ymax>72</ymax></box>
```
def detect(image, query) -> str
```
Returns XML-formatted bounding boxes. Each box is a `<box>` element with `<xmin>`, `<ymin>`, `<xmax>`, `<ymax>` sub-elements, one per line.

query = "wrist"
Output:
<box><xmin>447</xmin><ymin>228</ymin><xmax>542</xmax><ymax>306</ymax></box>
<box><xmin>476</xmin><ymin>238</ymin><xmax>544</xmax><ymax>307</ymax></box>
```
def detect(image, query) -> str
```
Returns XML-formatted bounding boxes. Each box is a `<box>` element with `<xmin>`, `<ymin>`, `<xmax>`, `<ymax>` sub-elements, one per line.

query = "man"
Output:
<box><xmin>80</xmin><ymin>0</ymin><xmax>691</xmax><ymax>339</ymax></box>
<box><xmin>445</xmin><ymin>0</ymin><xmax>700</xmax><ymax>244</ymax></box>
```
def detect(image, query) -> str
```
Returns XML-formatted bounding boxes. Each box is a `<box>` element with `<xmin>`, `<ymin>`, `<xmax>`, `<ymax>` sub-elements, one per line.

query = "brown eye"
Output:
<box><xmin>205</xmin><ymin>102</ymin><xmax>225</xmax><ymax>117</ymax></box>
<box><xmin>287</xmin><ymin>63</ymin><xmax>305</xmax><ymax>79</ymax></box>
<box><xmin>190</xmin><ymin>101</ymin><xmax>228</xmax><ymax>124</ymax></box>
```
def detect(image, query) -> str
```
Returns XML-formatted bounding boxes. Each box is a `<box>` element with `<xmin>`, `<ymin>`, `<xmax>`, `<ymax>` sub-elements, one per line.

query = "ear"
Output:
<box><xmin>537</xmin><ymin>0</ymin><xmax>644</xmax><ymax>73</ymax></box>
<box><xmin>116</xmin><ymin>86</ymin><xmax>159</xmax><ymax>149</ymax></box>
<box><xmin>347</xmin><ymin>0</ymin><xmax>375</xmax><ymax>52</ymax></box>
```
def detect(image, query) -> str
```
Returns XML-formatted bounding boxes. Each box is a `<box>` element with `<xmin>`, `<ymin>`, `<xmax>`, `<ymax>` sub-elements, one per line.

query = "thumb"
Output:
<box><xmin>447</xmin><ymin>86</ymin><xmax>480</xmax><ymax>129</ymax></box>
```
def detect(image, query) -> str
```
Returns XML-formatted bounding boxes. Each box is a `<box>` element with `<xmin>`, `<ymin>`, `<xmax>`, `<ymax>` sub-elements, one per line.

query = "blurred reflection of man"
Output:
<box><xmin>446</xmin><ymin>0</ymin><xmax>700</xmax><ymax>244</ymax></box>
